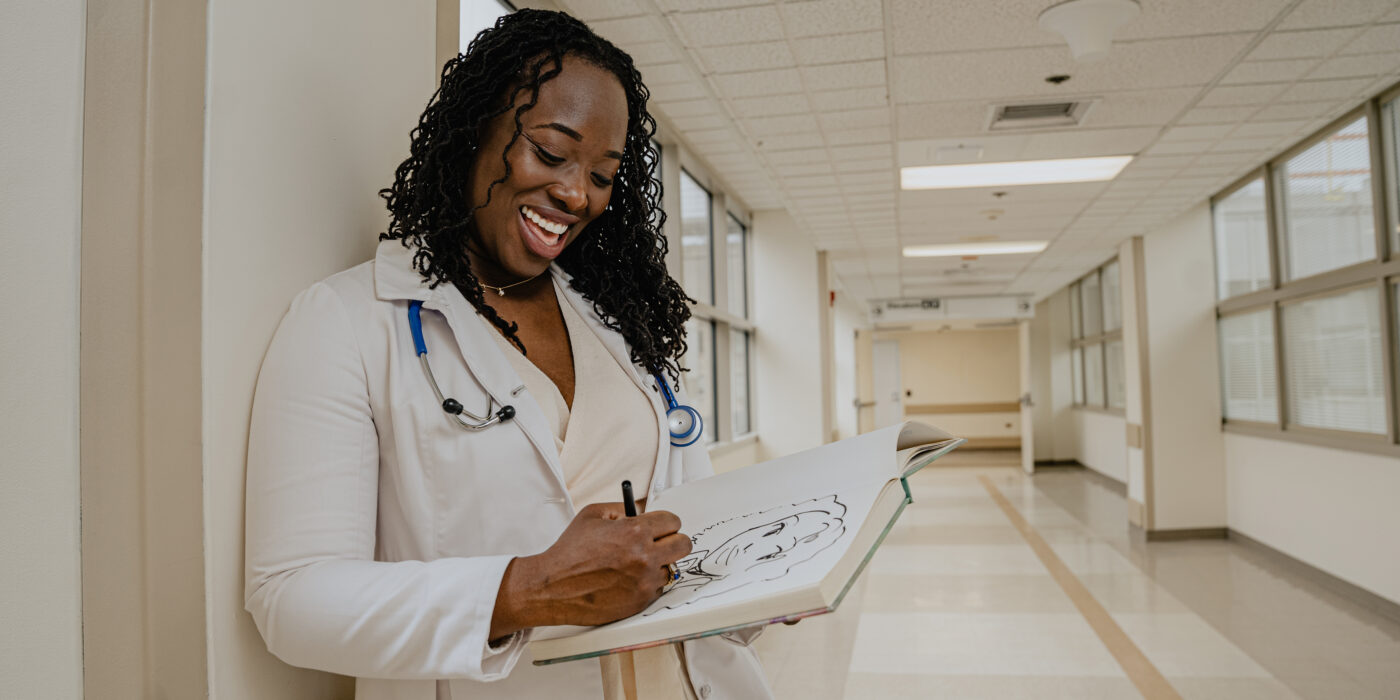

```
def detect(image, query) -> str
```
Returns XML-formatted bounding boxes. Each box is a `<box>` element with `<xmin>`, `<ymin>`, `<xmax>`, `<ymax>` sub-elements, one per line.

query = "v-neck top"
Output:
<box><xmin>490</xmin><ymin>283</ymin><xmax>692</xmax><ymax>700</ymax></box>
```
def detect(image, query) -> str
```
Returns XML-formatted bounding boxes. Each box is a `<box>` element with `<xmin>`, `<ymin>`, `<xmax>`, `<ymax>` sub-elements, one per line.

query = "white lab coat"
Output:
<box><xmin>245</xmin><ymin>240</ymin><xmax>772</xmax><ymax>699</ymax></box>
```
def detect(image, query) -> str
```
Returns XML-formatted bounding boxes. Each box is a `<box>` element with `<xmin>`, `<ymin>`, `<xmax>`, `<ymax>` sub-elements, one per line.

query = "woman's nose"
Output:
<box><xmin>547</xmin><ymin>175</ymin><xmax>588</xmax><ymax>214</ymax></box>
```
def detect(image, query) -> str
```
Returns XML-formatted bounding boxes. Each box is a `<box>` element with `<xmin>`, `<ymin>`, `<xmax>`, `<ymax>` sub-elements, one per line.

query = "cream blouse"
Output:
<box><xmin>491</xmin><ymin>281</ymin><xmax>695</xmax><ymax>700</ymax></box>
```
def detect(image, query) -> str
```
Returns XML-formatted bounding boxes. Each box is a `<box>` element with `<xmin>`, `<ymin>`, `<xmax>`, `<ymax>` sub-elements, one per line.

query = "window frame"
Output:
<box><xmin>1070</xmin><ymin>257</ymin><xmax>1125</xmax><ymax>416</ymax></box>
<box><xmin>1211</xmin><ymin>83</ymin><xmax>1400</xmax><ymax>456</ymax></box>
<box><xmin>656</xmin><ymin>137</ymin><xmax>758</xmax><ymax>449</ymax></box>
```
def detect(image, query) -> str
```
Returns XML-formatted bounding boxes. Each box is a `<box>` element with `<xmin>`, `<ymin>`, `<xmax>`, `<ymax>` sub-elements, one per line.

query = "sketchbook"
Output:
<box><xmin>529</xmin><ymin>420</ymin><xmax>964</xmax><ymax>665</ymax></box>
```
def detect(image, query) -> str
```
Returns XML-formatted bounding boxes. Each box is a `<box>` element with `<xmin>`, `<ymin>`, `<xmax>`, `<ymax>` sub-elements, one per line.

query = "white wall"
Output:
<box><xmin>1141</xmin><ymin>205</ymin><xmax>1227</xmax><ymax>529</ymax></box>
<box><xmin>0</xmin><ymin>1</ymin><xmax>85</xmax><ymax>696</ymax></box>
<box><xmin>202</xmin><ymin>1</ymin><xmax>437</xmax><ymax>696</ymax></box>
<box><xmin>1074</xmin><ymin>411</ymin><xmax>1128</xmax><ymax>483</ymax></box>
<box><xmin>831</xmin><ymin>282</ymin><xmax>866</xmax><ymax>441</ymax></box>
<box><xmin>753</xmin><ymin>209</ymin><xmax>825</xmax><ymax>460</ymax></box>
<box><xmin>1031</xmin><ymin>289</ymin><xmax>1077</xmax><ymax>462</ymax></box>
<box><xmin>1227</xmin><ymin>435</ymin><xmax>1400</xmax><ymax>604</ymax></box>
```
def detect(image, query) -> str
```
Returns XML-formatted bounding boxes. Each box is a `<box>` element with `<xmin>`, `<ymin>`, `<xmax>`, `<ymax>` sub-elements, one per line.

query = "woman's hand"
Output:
<box><xmin>489</xmin><ymin>502</ymin><xmax>691</xmax><ymax>639</ymax></box>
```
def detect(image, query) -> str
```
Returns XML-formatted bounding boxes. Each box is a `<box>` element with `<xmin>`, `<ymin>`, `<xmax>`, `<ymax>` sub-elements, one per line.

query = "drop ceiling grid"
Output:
<box><xmin>564</xmin><ymin>0</ymin><xmax>1400</xmax><ymax>305</ymax></box>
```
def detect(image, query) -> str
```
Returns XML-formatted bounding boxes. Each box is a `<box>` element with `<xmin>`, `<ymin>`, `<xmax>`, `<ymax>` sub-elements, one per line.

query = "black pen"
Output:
<box><xmin>621</xmin><ymin>480</ymin><xmax>638</xmax><ymax>517</ymax></box>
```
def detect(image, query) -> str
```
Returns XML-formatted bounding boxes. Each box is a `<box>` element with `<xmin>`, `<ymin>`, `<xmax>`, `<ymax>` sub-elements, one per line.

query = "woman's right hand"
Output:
<box><xmin>489</xmin><ymin>502</ymin><xmax>691</xmax><ymax>639</ymax></box>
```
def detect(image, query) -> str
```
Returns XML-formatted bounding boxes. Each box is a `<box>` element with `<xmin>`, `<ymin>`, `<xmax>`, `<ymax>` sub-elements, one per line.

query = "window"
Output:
<box><xmin>731</xmin><ymin>331</ymin><xmax>751</xmax><ymax>436</ymax></box>
<box><xmin>1277</xmin><ymin>117</ymin><xmax>1375</xmax><ymax>281</ymax></box>
<box><xmin>663</xmin><ymin>143</ymin><xmax>757</xmax><ymax>446</ymax></box>
<box><xmin>1213</xmin><ymin>179</ymin><xmax>1271</xmax><ymax>300</ymax></box>
<box><xmin>679</xmin><ymin>170</ymin><xmax>714</xmax><ymax>306</ymax></box>
<box><xmin>683</xmin><ymin>318</ymin><xmax>717</xmax><ymax>444</ymax></box>
<box><xmin>460</xmin><ymin>0</ymin><xmax>512</xmax><ymax>53</ymax></box>
<box><xmin>1070</xmin><ymin>259</ymin><xmax>1124</xmax><ymax>412</ymax></box>
<box><xmin>726</xmin><ymin>214</ymin><xmax>748</xmax><ymax>318</ymax></box>
<box><xmin>1283</xmin><ymin>287</ymin><xmax>1385</xmax><ymax>435</ymax></box>
<box><xmin>1210</xmin><ymin>90</ymin><xmax>1400</xmax><ymax>451</ymax></box>
<box><xmin>1218</xmin><ymin>309</ymin><xmax>1278</xmax><ymax>423</ymax></box>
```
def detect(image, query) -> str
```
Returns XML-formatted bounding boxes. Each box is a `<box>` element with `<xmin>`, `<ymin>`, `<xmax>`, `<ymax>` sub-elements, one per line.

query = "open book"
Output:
<box><xmin>529</xmin><ymin>421</ymin><xmax>964</xmax><ymax>665</ymax></box>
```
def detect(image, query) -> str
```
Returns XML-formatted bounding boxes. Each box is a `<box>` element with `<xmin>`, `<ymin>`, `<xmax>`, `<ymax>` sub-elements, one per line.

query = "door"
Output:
<box><xmin>1018</xmin><ymin>320</ymin><xmax>1035</xmax><ymax>474</ymax></box>
<box><xmin>872</xmin><ymin>339</ymin><xmax>903</xmax><ymax>429</ymax></box>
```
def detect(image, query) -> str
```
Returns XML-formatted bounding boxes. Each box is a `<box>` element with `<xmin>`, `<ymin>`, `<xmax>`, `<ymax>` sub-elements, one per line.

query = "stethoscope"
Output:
<box><xmin>408</xmin><ymin>300</ymin><xmax>703</xmax><ymax>446</ymax></box>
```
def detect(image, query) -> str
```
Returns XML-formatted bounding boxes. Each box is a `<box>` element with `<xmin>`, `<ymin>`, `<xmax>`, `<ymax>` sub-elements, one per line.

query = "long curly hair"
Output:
<box><xmin>379</xmin><ymin>9</ymin><xmax>691</xmax><ymax>381</ymax></box>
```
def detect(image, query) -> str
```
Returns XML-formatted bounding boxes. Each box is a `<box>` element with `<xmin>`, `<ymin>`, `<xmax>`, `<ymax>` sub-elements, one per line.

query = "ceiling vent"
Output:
<box><xmin>987</xmin><ymin>99</ymin><xmax>1096</xmax><ymax>131</ymax></box>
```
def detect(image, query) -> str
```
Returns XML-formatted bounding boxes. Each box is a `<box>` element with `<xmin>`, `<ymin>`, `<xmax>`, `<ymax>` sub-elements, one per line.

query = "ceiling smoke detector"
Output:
<box><xmin>1038</xmin><ymin>0</ymin><xmax>1140</xmax><ymax>63</ymax></box>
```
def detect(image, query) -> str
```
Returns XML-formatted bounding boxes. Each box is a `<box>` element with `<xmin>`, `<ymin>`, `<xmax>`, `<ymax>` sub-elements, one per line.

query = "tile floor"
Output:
<box><xmin>753</xmin><ymin>452</ymin><xmax>1400</xmax><ymax>699</ymax></box>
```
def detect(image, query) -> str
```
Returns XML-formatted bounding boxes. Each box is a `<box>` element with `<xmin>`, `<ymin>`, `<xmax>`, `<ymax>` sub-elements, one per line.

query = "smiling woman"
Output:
<box><xmin>243</xmin><ymin>9</ymin><xmax>772</xmax><ymax>700</ymax></box>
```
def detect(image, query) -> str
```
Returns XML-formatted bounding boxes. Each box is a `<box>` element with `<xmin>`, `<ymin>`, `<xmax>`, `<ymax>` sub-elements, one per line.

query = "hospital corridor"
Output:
<box><xmin>5</xmin><ymin>0</ymin><xmax>1400</xmax><ymax>698</ymax></box>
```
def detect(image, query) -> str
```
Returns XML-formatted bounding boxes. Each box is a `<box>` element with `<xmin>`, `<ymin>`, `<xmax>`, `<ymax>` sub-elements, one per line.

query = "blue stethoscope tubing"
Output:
<box><xmin>408</xmin><ymin>300</ymin><xmax>702</xmax><ymax>446</ymax></box>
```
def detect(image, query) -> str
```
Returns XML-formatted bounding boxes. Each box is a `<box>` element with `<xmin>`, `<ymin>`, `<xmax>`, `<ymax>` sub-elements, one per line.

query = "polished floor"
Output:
<box><xmin>752</xmin><ymin>452</ymin><xmax>1400</xmax><ymax>699</ymax></box>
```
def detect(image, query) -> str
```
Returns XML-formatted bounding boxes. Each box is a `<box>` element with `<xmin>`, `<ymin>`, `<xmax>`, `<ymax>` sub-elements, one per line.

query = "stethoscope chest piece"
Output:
<box><xmin>656</xmin><ymin>375</ymin><xmax>703</xmax><ymax>447</ymax></box>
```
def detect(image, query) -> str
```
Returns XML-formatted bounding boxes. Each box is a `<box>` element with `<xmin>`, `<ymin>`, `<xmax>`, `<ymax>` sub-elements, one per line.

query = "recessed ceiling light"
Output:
<box><xmin>901</xmin><ymin>155</ymin><xmax>1133</xmax><ymax>190</ymax></box>
<box><xmin>903</xmin><ymin>241</ymin><xmax>1049</xmax><ymax>258</ymax></box>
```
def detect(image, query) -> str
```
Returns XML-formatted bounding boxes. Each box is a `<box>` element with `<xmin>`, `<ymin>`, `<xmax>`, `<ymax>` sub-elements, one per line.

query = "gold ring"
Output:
<box><xmin>665</xmin><ymin>563</ymin><xmax>679</xmax><ymax>583</ymax></box>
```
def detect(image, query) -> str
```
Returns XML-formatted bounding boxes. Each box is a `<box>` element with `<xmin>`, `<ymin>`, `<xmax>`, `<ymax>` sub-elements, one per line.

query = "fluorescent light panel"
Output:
<box><xmin>903</xmin><ymin>241</ymin><xmax>1049</xmax><ymax>258</ymax></box>
<box><xmin>901</xmin><ymin>155</ymin><xmax>1134</xmax><ymax>190</ymax></box>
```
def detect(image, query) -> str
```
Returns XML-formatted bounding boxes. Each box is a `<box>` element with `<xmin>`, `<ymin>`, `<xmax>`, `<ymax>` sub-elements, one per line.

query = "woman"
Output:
<box><xmin>244</xmin><ymin>10</ymin><xmax>771</xmax><ymax>700</ymax></box>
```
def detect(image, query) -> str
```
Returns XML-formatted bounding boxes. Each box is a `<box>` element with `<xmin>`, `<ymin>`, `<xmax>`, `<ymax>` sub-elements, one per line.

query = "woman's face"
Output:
<box><xmin>466</xmin><ymin>55</ymin><xmax>630</xmax><ymax>282</ymax></box>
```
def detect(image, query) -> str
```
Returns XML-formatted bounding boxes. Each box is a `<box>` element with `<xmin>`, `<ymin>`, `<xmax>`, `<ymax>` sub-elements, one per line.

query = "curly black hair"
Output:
<box><xmin>379</xmin><ymin>9</ymin><xmax>691</xmax><ymax>381</ymax></box>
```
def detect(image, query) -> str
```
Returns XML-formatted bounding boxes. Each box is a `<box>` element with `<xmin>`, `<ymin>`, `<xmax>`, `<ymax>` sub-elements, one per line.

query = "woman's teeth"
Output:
<box><xmin>522</xmin><ymin>206</ymin><xmax>567</xmax><ymax>237</ymax></box>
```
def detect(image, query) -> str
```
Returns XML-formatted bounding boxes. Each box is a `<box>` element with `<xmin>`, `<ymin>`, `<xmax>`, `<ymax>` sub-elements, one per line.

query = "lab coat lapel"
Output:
<box><xmin>551</xmin><ymin>268</ymin><xmax>673</xmax><ymax>495</ymax></box>
<box><xmin>421</xmin><ymin>280</ymin><xmax>570</xmax><ymax>496</ymax></box>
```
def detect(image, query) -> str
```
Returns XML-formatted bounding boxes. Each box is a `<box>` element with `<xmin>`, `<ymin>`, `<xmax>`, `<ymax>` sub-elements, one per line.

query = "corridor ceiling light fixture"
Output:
<box><xmin>903</xmin><ymin>241</ymin><xmax>1049</xmax><ymax>258</ymax></box>
<box><xmin>1038</xmin><ymin>0</ymin><xmax>1141</xmax><ymax>63</ymax></box>
<box><xmin>900</xmin><ymin>155</ymin><xmax>1133</xmax><ymax>190</ymax></box>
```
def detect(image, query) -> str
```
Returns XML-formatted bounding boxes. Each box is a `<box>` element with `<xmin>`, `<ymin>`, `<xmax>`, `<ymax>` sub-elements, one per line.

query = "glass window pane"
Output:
<box><xmin>1072</xmin><ymin>346</ymin><xmax>1084</xmax><ymax>405</ymax></box>
<box><xmin>1082</xmin><ymin>271</ymin><xmax>1103</xmax><ymax>337</ymax></box>
<box><xmin>1213</xmin><ymin>179</ymin><xmax>1271</xmax><ymax>299</ymax></box>
<box><xmin>683</xmin><ymin>319</ymin><xmax>717</xmax><ymax>444</ymax></box>
<box><xmin>1105</xmin><ymin>339</ymin><xmax>1125</xmax><ymax>410</ymax></box>
<box><xmin>1102</xmin><ymin>261</ymin><xmax>1122</xmax><ymax>332</ymax></box>
<box><xmin>1387</xmin><ymin>99</ymin><xmax>1400</xmax><ymax>255</ymax></box>
<box><xmin>1084</xmin><ymin>343</ymin><xmax>1104</xmax><ymax>408</ymax></box>
<box><xmin>731</xmin><ymin>330</ymin><xmax>751</xmax><ymax>435</ymax></box>
<box><xmin>1070</xmin><ymin>283</ymin><xmax>1083</xmax><ymax>339</ymax></box>
<box><xmin>1282</xmin><ymin>287</ymin><xmax>1385</xmax><ymax>434</ymax></box>
<box><xmin>726</xmin><ymin>215</ymin><xmax>747</xmax><ymax>318</ymax></box>
<box><xmin>460</xmin><ymin>0</ymin><xmax>510</xmax><ymax>53</ymax></box>
<box><xmin>1219</xmin><ymin>309</ymin><xmax>1278</xmax><ymax>423</ymax></box>
<box><xmin>1279</xmin><ymin>117</ymin><xmax>1376</xmax><ymax>280</ymax></box>
<box><xmin>679</xmin><ymin>170</ymin><xmax>714</xmax><ymax>305</ymax></box>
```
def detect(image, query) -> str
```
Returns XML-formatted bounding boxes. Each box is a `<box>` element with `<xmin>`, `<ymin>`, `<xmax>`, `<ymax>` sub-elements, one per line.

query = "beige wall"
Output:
<box><xmin>1141</xmin><ymin>205</ymin><xmax>1227</xmax><ymax>530</ymax></box>
<box><xmin>202</xmin><ymin>1</ymin><xmax>437</xmax><ymax>696</ymax></box>
<box><xmin>753</xmin><ymin>209</ymin><xmax>825</xmax><ymax>460</ymax></box>
<box><xmin>878</xmin><ymin>327</ymin><xmax>1021</xmax><ymax>442</ymax></box>
<box><xmin>0</xmin><ymin>1</ymin><xmax>85</xmax><ymax>696</ymax></box>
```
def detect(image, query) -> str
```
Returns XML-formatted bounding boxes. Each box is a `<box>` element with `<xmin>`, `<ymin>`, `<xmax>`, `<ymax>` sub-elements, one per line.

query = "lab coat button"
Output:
<box><xmin>698</xmin><ymin>683</ymin><xmax>711</xmax><ymax>698</ymax></box>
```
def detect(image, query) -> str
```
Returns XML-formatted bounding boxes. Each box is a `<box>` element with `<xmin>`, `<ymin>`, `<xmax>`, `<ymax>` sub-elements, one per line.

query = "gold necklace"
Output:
<box><xmin>479</xmin><ymin>273</ymin><xmax>543</xmax><ymax>297</ymax></box>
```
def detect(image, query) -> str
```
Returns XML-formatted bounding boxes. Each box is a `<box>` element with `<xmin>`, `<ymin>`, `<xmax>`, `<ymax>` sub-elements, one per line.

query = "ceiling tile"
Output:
<box><xmin>746</xmin><ymin>113</ymin><xmax>820</xmax><ymax>136</ymax></box>
<box><xmin>731</xmin><ymin>93</ymin><xmax>813</xmax><ymax>118</ymax></box>
<box><xmin>1251</xmin><ymin>99</ymin><xmax>1338</xmax><ymax>120</ymax></box>
<box><xmin>755</xmin><ymin>131</ymin><xmax>826</xmax><ymax>151</ymax></box>
<box><xmin>1278</xmin><ymin>0</ymin><xmax>1397</xmax><ymax>29</ymax></box>
<box><xmin>1177</xmin><ymin>105</ymin><xmax>1259</xmax><ymax>124</ymax></box>
<box><xmin>1207</xmin><ymin>136</ymin><xmax>1281</xmax><ymax>152</ymax></box>
<box><xmin>825</xmin><ymin>125</ymin><xmax>892</xmax><ymax>145</ymax></box>
<box><xmin>1308</xmin><ymin>52</ymin><xmax>1400</xmax><ymax>79</ymax></box>
<box><xmin>649</xmin><ymin>80</ymin><xmax>709</xmax><ymax>102</ymax></box>
<box><xmin>764</xmin><ymin>148</ymin><xmax>830</xmax><ymax>165</ymax></box>
<box><xmin>653</xmin><ymin>99</ymin><xmax>715</xmax><ymax>118</ymax></box>
<box><xmin>640</xmin><ymin>62</ymin><xmax>699</xmax><ymax>85</ymax></box>
<box><xmin>774</xmin><ymin>162</ymin><xmax>834</xmax><ymax>177</ymax></box>
<box><xmin>670</xmin><ymin>113</ymin><xmax>731</xmax><ymax>132</ymax></box>
<box><xmin>626</xmin><ymin>42</ymin><xmax>682</xmax><ymax>66</ymax></box>
<box><xmin>1160</xmin><ymin>123</ymin><xmax>1237</xmax><ymax>141</ymax></box>
<box><xmin>1197</xmin><ymin>83</ymin><xmax>1290</xmax><ymax>106</ymax></box>
<box><xmin>800</xmin><ymin>60</ymin><xmax>888</xmax><ymax>91</ymax></box>
<box><xmin>830</xmin><ymin>143</ymin><xmax>894</xmax><ymax>160</ymax></box>
<box><xmin>792</xmin><ymin>31</ymin><xmax>886</xmax><ymax>66</ymax></box>
<box><xmin>1220</xmin><ymin>58</ymin><xmax>1319</xmax><ymax>85</ymax></box>
<box><xmin>1017</xmin><ymin>127</ymin><xmax>1161</xmax><ymax>159</ymax></box>
<box><xmin>1341</xmin><ymin>23</ymin><xmax>1400</xmax><ymax>54</ymax></box>
<box><xmin>1230</xmin><ymin>119</ymin><xmax>1310</xmax><ymax>138</ymax></box>
<box><xmin>1247</xmin><ymin>28</ymin><xmax>1359</xmax><ymax>60</ymax></box>
<box><xmin>699</xmin><ymin>41</ymin><xmax>796</xmax><ymax>74</ymax></box>
<box><xmin>655</xmin><ymin>0</ymin><xmax>772</xmax><ymax>10</ymax></box>
<box><xmin>562</xmin><ymin>0</ymin><xmax>646</xmax><ymax>20</ymax></box>
<box><xmin>819</xmin><ymin>108</ymin><xmax>892</xmax><ymax>131</ymax></box>
<box><xmin>1079</xmin><ymin>88</ymin><xmax>1199</xmax><ymax>128</ymax></box>
<box><xmin>587</xmin><ymin>15</ymin><xmax>669</xmax><ymax>46</ymax></box>
<box><xmin>780</xmin><ymin>0</ymin><xmax>885</xmax><ymax>38</ymax></box>
<box><xmin>1276</xmin><ymin>77</ymin><xmax>1373</xmax><ymax>102</ymax></box>
<box><xmin>670</xmin><ymin>6</ymin><xmax>785</xmax><ymax>48</ymax></box>
<box><xmin>714</xmin><ymin>68</ymin><xmax>803</xmax><ymax>97</ymax></box>
<box><xmin>1144</xmin><ymin>140</ymin><xmax>1215</xmax><ymax>155</ymax></box>
<box><xmin>894</xmin><ymin>101</ymin><xmax>990</xmax><ymax>139</ymax></box>
<box><xmin>810</xmin><ymin>86</ymin><xmax>890</xmax><ymax>111</ymax></box>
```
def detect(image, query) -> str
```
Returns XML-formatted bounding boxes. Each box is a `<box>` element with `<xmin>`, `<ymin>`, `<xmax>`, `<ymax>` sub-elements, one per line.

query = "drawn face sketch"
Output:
<box><xmin>641</xmin><ymin>495</ymin><xmax>847</xmax><ymax>615</ymax></box>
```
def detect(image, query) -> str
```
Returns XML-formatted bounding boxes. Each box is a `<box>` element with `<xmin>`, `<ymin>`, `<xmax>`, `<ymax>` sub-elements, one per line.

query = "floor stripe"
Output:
<box><xmin>978</xmin><ymin>475</ymin><xmax>1183</xmax><ymax>700</ymax></box>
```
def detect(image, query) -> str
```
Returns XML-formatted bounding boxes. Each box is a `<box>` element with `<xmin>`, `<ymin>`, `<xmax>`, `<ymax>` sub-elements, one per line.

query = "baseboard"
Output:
<box><xmin>1144</xmin><ymin>527</ymin><xmax>1227</xmax><ymax>542</ymax></box>
<box><xmin>1033</xmin><ymin>459</ymin><xmax>1081</xmax><ymax>467</ymax></box>
<box><xmin>1228</xmin><ymin>529</ymin><xmax>1400</xmax><ymax>625</ymax></box>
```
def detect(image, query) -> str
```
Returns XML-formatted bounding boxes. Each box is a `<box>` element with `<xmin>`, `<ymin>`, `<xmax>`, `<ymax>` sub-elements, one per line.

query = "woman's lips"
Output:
<box><xmin>517</xmin><ymin>207</ymin><xmax>569</xmax><ymax>260</ymax></box>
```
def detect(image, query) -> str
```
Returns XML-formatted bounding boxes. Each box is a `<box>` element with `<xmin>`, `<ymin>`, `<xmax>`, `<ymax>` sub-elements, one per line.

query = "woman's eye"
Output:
<box><xmin>533</xmin><ymin>146</ymin><xmax>564</xmax><ymax>165</ymax></box>
<box><xmin>592</xmin><ymin>173</ymin><xmax>615</xmax><ymax>187</ymax></box>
